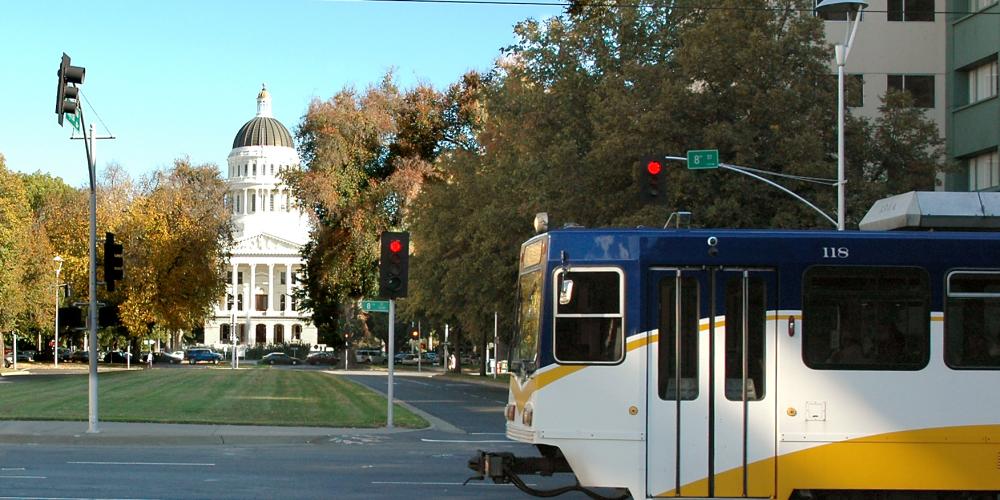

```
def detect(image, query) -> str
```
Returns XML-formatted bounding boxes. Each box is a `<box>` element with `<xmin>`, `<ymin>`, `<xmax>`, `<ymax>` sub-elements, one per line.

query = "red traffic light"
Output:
<box><xmin>646</xmin><ymin>160</ymin><xmax>662</xmax><ymax>176</ymax></box>
<box><xmin>389</xmin><ymin>240</ymin><xmax>402</xmax><ymax>253</ymax></box>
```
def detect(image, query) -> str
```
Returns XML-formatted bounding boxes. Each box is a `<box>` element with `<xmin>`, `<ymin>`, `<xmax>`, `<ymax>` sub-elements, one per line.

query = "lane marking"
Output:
<box><xmin>0</xmin><ymin>475</ymin><xmax>48</xmax><ymax>479</ymax></box>
<box><xmin>0</xmin><ymin>497</ymin><xmax>159</xmax><ymax>500</ymax></box>
<box><xmin>420</xmin><ymin>438</ymin><xmax>512</xmax><ymax>443</ymax></box>
<box><xmin>68</xmin><ymin>461</ymin><xmax>214</xmax><ymax>467</ymax></box>
<box><xmin>469</xmin><ymin>432</ymin><xmax>506</xmax><ymax>435</ymax></box>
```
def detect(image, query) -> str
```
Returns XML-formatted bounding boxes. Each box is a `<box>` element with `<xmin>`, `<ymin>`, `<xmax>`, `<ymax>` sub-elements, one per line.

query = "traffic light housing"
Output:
<box><xmin>378</xmin><ymin>231</ymin><xmax>409</xmax><ymax>299</ymax></box>
<box><xmin>55</xmin><ymin>53</ymin><xmax>85</xmax><ymax>126</ymax></box>
<box><xmin>639</xmin><ymin>156</ymin><xmax>667</xmax><ymax>203</ymax></box>
<box><xmin>103</xmin><ymin>232</ymin><xmax>124</xmax><ymax>292</ymax></box>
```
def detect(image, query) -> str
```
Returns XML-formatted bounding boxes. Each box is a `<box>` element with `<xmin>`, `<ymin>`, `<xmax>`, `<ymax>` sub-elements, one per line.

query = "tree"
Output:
<box><xmin>289</xmin><ymin>73</ymin><xmax>481</xmax><ymax>348</ymax></box>
<box><xmin>0</xmin><ymin>156</ymin><xmax>36</xmax><ymax>357</ymax></box>
<box><xmin>845</xmin><ymin>90</ymin><xmax>948</xmax><ymax>226</ymax></box>
<box><xmin>117</xmin><ymin>159</ymin><xmax>232</xmax><ymax>347</ymax></box>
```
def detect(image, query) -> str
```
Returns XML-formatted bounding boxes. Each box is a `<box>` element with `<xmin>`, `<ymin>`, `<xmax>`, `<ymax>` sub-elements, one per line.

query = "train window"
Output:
<box><xmin>945</xmin><ymin>271</ymin><xmax>1000</xmax><ymax>369</ymax></box>
<box><xmin>803</xmin><ymin>266</ymin><xmax>930</xmax><ymax>370</ymax></box>
<box><xmin>553</xmin><ymin>269</ymin><xmax>624</xmax><ymax>364</ymax></box>
<box><xmin>724</xmin><ymin>276</ymin><xmax>766</xmax><ymax>401</ymax></box>
<box><xmin>658</xmin><ymin>276</ymin><xmax>699</xmax><ymax>401</ymax></box>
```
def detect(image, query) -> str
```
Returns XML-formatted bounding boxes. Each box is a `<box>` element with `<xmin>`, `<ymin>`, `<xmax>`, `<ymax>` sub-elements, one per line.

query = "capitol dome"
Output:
<box><xmin>231</xmin><ymin>85</ymin><xmax>294</xmax><ymax>148</ymax></box>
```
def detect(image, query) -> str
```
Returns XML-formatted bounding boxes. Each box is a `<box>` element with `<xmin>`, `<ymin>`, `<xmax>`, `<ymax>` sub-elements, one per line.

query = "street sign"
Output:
<box><xmin>362</xmin><ymin>300</ymin><xmax>390</xmax><ymax>313</ymax></box>
<box><xmin>686</xmin><ymin>149</ymin><xmax>720</xmax><ymax>170</ymax></box>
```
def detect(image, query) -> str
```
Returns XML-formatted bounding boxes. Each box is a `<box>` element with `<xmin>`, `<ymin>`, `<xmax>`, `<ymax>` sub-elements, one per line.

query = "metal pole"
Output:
<box><xmin>387</xmin><ymin>299</ymin><xmax>395</xmax><ymax>429</ymax></box>
<box><xmin>54</xmin><ymin>262</ymin><xmax>61</xmax><ymax>367</ymax></box>
<box><xmin>444</xmin><ymin>324</ymin><xmax>449</xmax><ymax>372</ymax></box>
<box><xmin>493</xmin><ymin>312</ymin><xmax>498</xmax><ymax>379</ymax></box>
<box><xmin>417</xmin><ymin>320</ymin><xmax>421</xmax><ymax>373</ymax></box>
<box><xmin>836</xmin><ymin>44</ymin><xmax>846</xmax><ymax>231</ymax></box>
<box><xmin>13</xmin><ymin>332</ymin><xmax>17</xmax><ymax>370</ymax></box>
<box><xmin>85</xmin><ymin>121</ymin><xmax>99</xmax><ymax>434</ymax></box>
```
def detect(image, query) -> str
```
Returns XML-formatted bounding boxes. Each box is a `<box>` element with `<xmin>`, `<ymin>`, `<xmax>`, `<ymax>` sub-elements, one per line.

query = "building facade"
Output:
<box><xmin>819</xmin><ymin>0</ymin><xmax>999</xmax><ymax>192</ymax></box>
<box><xmin>945</xmin><ymin>0</ymin><xmax>1000</xmax><ymax>191</ymax></box>
<box><xmin>203</xmin><ymin>86</ymin><xmax>317</xmax><ymax>350</ymax></box>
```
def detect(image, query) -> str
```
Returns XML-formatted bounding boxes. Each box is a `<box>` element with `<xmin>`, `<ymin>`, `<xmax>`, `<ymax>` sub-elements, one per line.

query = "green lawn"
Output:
<box><xmin>0</xmin><ymin>368</ymin><xmax>426</xmax><ymax>428</ymax></box>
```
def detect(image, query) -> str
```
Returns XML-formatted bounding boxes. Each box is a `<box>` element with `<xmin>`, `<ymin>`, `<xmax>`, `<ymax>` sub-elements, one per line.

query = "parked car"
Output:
<box><xmin>395</xmin><ymin>353</ymin><xmax>418</xmax><ymax>365</ymax></box>
<box><xmin>261</xmin><ymin>352</ymin><xmax>303</xmax><ymax>365</ymax></box>
<box><xmin>103</xmin><ymin>351</ymin><xmax>132</xmax><ymax>364</ymax></box>
<box><xmin>306</xmin><ymin>351</ymin><xmax>340</xmax><ymax>365</ymax></box>
<box><xmin>186</xmin><ymin>348</ymin><xmax>223</xmax><ymax>365</ymax></box>
<box><xmin>355</xmin><ymin>349</ymin><xmax>385</xmax><ymax>364</ymax></box>
<box><xmin>69</xmin><ymin>350</ymin><xmax>89</xmax><ymax>363</ymax></box>
<box><xmin>3</xmin><ymin>353</ymin><xmax>11</xmax><ymax>368</ymax></box>
<box><xmin>152</xmin><ymin>351</ymin><xmax>183</xmax><ymax>364</ymax></box>
<box><xmin>16</xmin><ymin>350</ymin><xmax>34</xmax><ymax>362</ymax></box>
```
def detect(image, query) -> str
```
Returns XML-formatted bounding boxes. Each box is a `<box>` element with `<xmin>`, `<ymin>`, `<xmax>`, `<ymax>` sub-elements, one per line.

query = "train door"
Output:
<box><xmin>646</xmin><ymin>267</ymin><xmax>777</xmax><ymax>498</ymax></box>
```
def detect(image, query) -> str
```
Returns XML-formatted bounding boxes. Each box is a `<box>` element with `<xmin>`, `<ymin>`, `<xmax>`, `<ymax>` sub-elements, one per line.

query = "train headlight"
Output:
<box><xmin>505</xmin><ymin>404</ymin><xmax>516</xmax><ymax>422</ymax></box>
<box><xmin>522</xmin><ymin>404</ymin><xmax>534</xmax><ymax>426</ymax></box>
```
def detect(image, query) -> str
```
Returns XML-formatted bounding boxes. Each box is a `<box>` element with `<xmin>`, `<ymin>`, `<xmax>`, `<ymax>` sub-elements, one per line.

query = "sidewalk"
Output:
<box><xmin>0</xmin><ymin>420</ymin><xmax>407</xmax><ymax>446</ymax></box>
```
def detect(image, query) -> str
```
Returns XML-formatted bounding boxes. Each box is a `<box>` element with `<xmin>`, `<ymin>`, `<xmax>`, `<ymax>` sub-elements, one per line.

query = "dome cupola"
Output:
<box><xmin>232</xmin><ymin>84</ymin><xmax>294</xmax><ymax>148</ymax></box>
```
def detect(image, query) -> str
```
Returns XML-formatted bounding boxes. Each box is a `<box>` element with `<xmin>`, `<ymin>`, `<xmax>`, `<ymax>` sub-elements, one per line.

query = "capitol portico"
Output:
<box><xmin>203</xmin><ymin>86</ymin><xmax>317</xmax><ymax>349</ymax></box>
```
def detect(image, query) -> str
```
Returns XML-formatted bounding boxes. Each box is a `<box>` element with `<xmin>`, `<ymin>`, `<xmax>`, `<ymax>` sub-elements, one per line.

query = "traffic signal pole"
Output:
<box><xmin>387</xmin><ymin>299</ymin><xmax>395</xmax><ymax>429</ymax></box>
<box><xmin>83</xmin><ymin>120</ymin><xmax>100</xmax><ymax>434</ymax></box>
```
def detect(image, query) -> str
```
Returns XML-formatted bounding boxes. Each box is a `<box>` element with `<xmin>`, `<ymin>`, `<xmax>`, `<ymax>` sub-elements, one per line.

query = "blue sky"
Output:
<box><xmin>0</xmin><ymin>0</ymin><xmax>559</xmax><ymax>187</ymax></box>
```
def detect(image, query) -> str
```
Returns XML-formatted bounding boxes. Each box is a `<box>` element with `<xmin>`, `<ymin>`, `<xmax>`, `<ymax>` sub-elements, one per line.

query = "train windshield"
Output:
<box><xmin>512</xmin><ymin>270</ymin><xmax>542</xmax><ymax>377</ymax></box>
<box><xmin>511</xmin><ymin>238</ymin><xmax>546</xmax><ymax>377</ymax></box>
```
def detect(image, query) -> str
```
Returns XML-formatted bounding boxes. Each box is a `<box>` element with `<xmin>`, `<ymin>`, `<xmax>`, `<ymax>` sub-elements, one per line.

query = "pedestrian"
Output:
<box><xmin>146</xmin><ymin>351</ymin><xmax>153</xmax><ymax>369</ymax></box>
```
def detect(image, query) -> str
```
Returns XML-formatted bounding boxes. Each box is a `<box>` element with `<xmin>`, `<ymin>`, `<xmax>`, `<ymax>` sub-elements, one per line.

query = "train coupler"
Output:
<box><xmin>467</xmin><ymin>448</ymin><xmax>572</xmax><ymax>484</ymax></box>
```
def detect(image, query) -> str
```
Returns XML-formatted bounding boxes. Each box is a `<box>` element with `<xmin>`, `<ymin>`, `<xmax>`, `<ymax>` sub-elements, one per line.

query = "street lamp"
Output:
<box><xmin>53</xmin><ymin>255</ymin><xmax>64</xmax><ymax>367</ymax></box>
<box><xmin>816</xmin><ymin>0</ymin><xmax>867</xmax><ymax>231</ymax></box>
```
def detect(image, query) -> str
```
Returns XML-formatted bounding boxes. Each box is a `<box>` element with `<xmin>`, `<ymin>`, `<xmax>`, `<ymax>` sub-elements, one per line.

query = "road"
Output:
<box><xmin>0</xmin><ymin>369</ymin><xmax>599</xmax><ymax>499</ymax></box>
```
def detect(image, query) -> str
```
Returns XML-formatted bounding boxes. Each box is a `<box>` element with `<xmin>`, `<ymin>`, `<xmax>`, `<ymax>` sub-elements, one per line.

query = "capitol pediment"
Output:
<box><xmin>232</xmin><ymin>233</ymin><xmax>303</xmax><ymax>256</ymax></box>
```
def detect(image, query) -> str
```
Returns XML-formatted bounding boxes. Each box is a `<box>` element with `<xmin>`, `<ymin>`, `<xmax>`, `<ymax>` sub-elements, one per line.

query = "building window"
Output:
<box><xmin>220</xmin><ymin>324</ymin><xmax>230</xmax><ymax>342</ymax></box>
<box><xmin>280</xmin><ymin>294</ymin><xmax>287</xmax><ymax>311</ymax></box>
<box><xmin>967</xmin><ymin>58</ymin><xmax>998</xmax><ymax>105</ymax></box>
<box><xmin>887</xmin><ymin>0</ymin><xmax>934</xmax><ymax>21</ymax></box>
<box><xmin>250</xmin><ymin>194</ymin><xmax>256</xmax><ymax>213</ymax></box>
<box><xmin>255</xmin><ymin>294</ymin><xmax>267</xmax><ymax>311</ymax></box>
<box><xmin>235</xmin><ymin>195</ymin><xmax>241</xmax><ymax>214</ymax></box>
<box><xmin>237</xmin><ymin>293</ymin><xmax>244</xmax><ymax>311</ymax></box>
<box><xmin>944</xmin><ymin>271</ymin><xmax>1000</xmax><ymax>369</ymax></box>
<box><xmin>968</xmin><ymin>150</ymin><xmax>1000</xmax><ymax>191</ymax></box>
<box><xmin>269</xmin><ymin>193</ymin><xmax>275</xmax><ymax>211</ymax></box>
<box><xmin>256</xmin><ymin>325</ymin><xmax>266</xmax><ymax>344</ymax></box>
<box><xmin>237</xmin><ymin>272</ymin><xmax>243</xmax><ymax>285</ymax></box>
<box><xmin>887</xmin><ymin>74</ymin><xmax>935</xmax><ymax>108</ymax></box>
<box><xmin>292</xmin><ymin>324</ymin><xmax>302</xmax><ymax>341</ymax></box>
<box><xmin>274</xmin><ymin>325</ymin><xmax>285</xmax><ymax>344</ymax></box>
<box><xmin>847</xmin><ymin>74</ymin><xmax>864</xmax><ymax>108</ymax></box>
<box><xmin>803</xmin><ymin>266</ymin><xmax>930</xmax><ymax>370</ymax></box>
<box><xmin>280</xmin><ymin>272</ymin><xmax>286</xmax><ymax>285</ymax></box>
<box><xmin>226</xmin><ymin>294</ymin><xmax>234</xmax><ymax>310</ymax></box>
<box><xmin>970</xmin><ymin>0</ymin><xmax>998</xmax><ymax>13</ymax></box>
<box><xmin>252</xmin><ymin>164</ymin><xmax>257</xmax><ymax>176</ymax></box>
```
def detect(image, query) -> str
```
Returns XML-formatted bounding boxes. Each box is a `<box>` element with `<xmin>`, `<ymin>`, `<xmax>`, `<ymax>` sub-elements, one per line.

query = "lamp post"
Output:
<box><xmin>816</xmin><ymin>0</ymin><xmax>868</xmax><ymax>231</ymax></box>
<box><xmin>53</xmin><ymin>256</ymin><xmax>63</xmax><ymax>367</ymax></box>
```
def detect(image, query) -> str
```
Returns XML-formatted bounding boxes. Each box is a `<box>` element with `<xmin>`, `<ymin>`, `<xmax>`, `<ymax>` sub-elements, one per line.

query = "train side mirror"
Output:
<box><xmin>559</xmin><ymin>278</ymin><xmax>574</xmax><ymax>305</ymax></box>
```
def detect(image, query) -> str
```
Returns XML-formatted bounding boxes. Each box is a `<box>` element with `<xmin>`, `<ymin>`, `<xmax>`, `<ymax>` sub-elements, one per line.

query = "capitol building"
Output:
<box><xmin>203</xmin><ymin>86</ymin><xmax>317</xmax><ymax>349</ymax></box>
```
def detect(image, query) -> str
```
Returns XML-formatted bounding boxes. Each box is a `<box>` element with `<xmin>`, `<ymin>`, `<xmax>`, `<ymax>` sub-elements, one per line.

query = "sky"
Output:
<box><xmin>0</xmin><ymin>0</ymin><xmax>560</xmax><ymax>188</ymax></box>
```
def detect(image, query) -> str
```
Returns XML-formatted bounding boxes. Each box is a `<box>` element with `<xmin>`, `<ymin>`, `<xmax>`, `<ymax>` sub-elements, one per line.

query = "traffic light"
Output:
<box><xmin>103</xmin><ymin>232</ymin><xmax>124</xmax><ymax>292</ymax></box>
<box><xmin>639</xmin><ymin>156</ymin><xmax>667</xmax><ymax>203</ymax></box>
<box><xmin>55</xmin><ymin>53</ymin><xmax>85</xmax><ymax>126</ymax></box>
<box><xmin>378</xmin><ymin>231</ymin><xmax>409</xmax><ymax>299</ymax></box>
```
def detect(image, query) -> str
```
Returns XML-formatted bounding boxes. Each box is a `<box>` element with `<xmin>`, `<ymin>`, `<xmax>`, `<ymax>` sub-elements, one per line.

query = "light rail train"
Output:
<box><xmin>470</xmin><ymin>206</ymin><xmax>1000</xmax><ymax>499</ymax></box>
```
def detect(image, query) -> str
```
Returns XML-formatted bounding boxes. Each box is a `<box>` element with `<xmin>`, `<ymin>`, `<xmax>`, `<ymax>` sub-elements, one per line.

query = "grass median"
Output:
<box><xmin>0</xmin><ymin>368</ymin><xmax>426</xmax><ymax>428</ymax></box>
